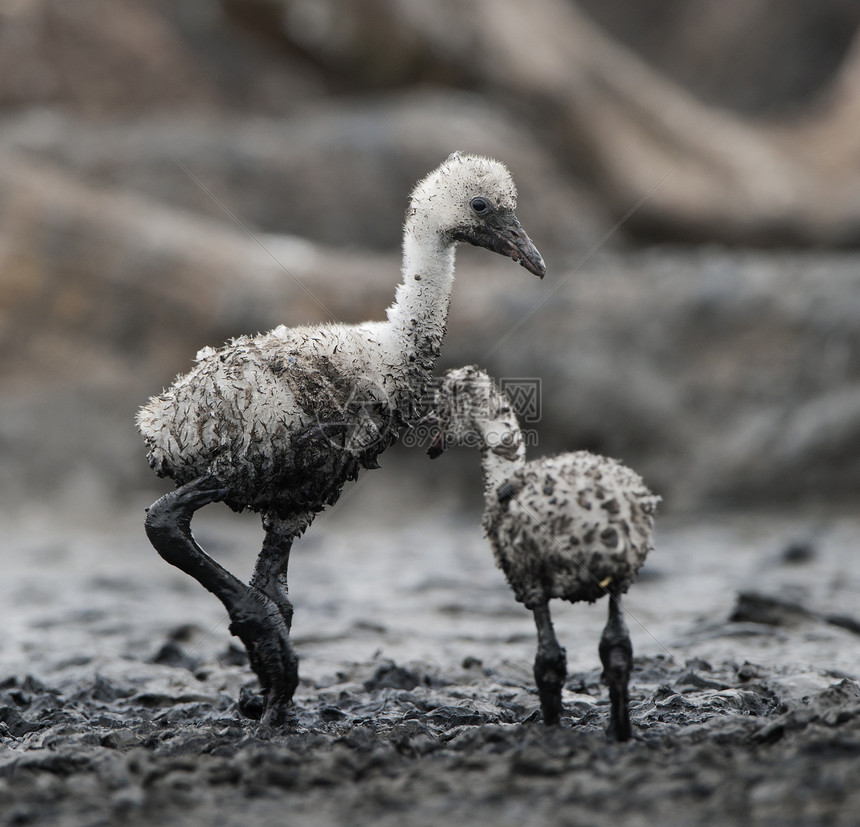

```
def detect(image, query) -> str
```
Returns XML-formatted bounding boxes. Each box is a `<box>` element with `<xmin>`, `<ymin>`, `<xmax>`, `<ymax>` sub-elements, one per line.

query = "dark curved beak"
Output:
<box><xmin>459</xmin><ymin>211</ymin><xmax>546</xmax><ymax>279</ymax></box>
<box><xmin>497</xmin><ymin>213</ymin><xmax>546</xmax><ymax>279</ymax></box>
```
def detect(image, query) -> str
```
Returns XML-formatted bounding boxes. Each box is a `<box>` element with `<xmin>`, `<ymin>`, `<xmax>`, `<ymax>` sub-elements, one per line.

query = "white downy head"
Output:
<box><xmin>405</xmin><ymin>153</ymin><xmax>545</xmax><ymax>278</ymax></box>
<box><xmin>428</xmin><ymin>365</ymin><xmax>526</xmax><ymax>464</ymax></box>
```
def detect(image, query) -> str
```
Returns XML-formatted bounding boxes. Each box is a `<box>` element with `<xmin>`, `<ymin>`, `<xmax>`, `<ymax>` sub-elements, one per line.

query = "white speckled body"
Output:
<box><xmin>433</xmin><ymin>367</ymin><xmax>659</xmax><ymax>610</ymax></box>
<box><xmin>487</xmin><ymin>452</ymin><xmax>658</xmax><ymax>608</ymax></box>
<box><xmin>137</xmin><ymin>155</ymin><xmax>531</xmax><ymax>520</ymax></box>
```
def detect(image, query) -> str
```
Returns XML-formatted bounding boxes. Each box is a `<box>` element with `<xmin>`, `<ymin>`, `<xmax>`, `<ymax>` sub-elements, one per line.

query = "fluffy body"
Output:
<box><xmin>137</xmin><ymin>153</ymin><xmax>543</xmax><ymax>522</ymax></box>
<box><xmin>431</xmin><ymin>366</ymin><xmax>659</xmax><ymax>608</ymax></box>
<box><xmin>137</xmin><ymin>321</ymin><xmax>400</xmax><ymax>520</ymax></box>
<box><xmin>487</xmin><ymin>452</ymin><xmax>658</xmax><ymax>608</ymax></box>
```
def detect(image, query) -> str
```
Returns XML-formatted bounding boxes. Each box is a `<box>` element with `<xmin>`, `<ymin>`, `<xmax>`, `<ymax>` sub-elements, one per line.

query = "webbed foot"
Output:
<box><xmin>228</xmin><ymin>586</ymin><xmax>299</xmax><ymax>728</ymax></box>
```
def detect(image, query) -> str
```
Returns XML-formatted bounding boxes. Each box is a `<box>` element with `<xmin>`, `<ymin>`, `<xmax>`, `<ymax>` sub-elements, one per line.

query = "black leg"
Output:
<box><xmin>598</xmin><ymin>585</ymin><xmax>634</xmax><ymax>742</ymax></box>
<box><xmin>144</xmin><ymin>477</ymin><xmax>298</xmax><ymax>728</ymax></box>
<box><xmin>241</xmin><ymin>514</ymin><xmax>310</xmax><ymax>726</ymax></box>
<box><xmin>144</xmin><ymin>476</ymin><xmax>243</xmax><ymax>603</ymax></box>
<box><xmin>251</xmin><ymin>515</ymin><xmax>299</xmax><ymax>630</ymax></box>
<box><xmin>532</xmin><ymin>600</ymin><xmax>567</xmax><ymax>725</ymax></box>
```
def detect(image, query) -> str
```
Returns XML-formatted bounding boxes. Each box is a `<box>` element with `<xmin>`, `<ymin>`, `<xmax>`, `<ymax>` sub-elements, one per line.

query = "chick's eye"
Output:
<box><xmin>470</xmin><ymin>197</ymin><xmax>489</xmax><ymax>214</ymax></box>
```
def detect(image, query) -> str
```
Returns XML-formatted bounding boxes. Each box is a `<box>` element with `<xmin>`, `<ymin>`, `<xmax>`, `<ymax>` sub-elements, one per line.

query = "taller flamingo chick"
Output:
<box><xmin>137</xmin><ymin>155</ymin><xmax>545</xmax><ymax>726</ymax></box>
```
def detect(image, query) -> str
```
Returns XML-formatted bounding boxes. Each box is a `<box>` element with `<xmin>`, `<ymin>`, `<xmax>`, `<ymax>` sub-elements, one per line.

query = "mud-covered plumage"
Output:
<box><xmin>137</xmin><ymin>155</ymin><xmax>545</xmax><ymax>726</ymax></box>
<box><xmin>430</xmin><ymin>366</ymin><xmax>658</xmax><ymax>607</ymax></box>
<box><xmin>138</xmin><ymin>154</ymin><xmax>545</xmax><ymax>520</ymax></box>
<box><xmin>430</xmin><ymin>366</ymin><xmax>659</xmax><ymax>734</ymax></box>
<box><xmin>138</xmin><ymin>323</ymin><xmax>399</xmax><ymax>519</ymax></box>
<box><xmin>489</xmin><ymin>452</ymin><xmax>658</xmax><ymax>608</ymax></box>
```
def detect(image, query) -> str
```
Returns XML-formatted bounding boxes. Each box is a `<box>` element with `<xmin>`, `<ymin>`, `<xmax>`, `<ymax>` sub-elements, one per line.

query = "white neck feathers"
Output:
<box><xmin>476</xmin><ymin>408</ymin><xmax>527</xmax><ymax>500</ymax></box>
<box><xmin>385</xmin><ymin>222</ymin><xmax>456</xmax><ymax>364</ymax></box>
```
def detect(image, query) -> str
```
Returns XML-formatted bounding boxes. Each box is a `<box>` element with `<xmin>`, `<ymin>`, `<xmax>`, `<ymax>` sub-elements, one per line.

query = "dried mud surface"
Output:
<box><xmin>2</xmin><ymin>481</ymin><xmax>860</xmax><ymax>826</ymax></box>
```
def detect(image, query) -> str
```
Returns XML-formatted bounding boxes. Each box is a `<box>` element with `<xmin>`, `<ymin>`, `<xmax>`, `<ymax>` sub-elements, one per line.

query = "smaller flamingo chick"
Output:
<box><xmin>428</xmin><ymin>366</ymin><xmax>659</xmax><ymax>738</ymax></box>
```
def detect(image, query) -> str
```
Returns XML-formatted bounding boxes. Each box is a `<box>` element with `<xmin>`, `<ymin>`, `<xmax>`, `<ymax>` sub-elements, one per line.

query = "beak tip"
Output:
<box><xmin>529</xmin><ymin>258</ymin><xmax>547</xmax><ymax>279</ymax></box>
<box><xmin>522</xmin><ymin>245</ymin><xmax>545</xmax><ymax>279</ymax></box>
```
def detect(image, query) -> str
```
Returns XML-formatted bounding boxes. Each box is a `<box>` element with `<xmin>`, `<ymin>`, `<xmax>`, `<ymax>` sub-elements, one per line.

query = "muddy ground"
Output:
<box><xmin>2</xmin><ymin>466</ymin><xmax>860</xmax><ymax>826</ymax></box>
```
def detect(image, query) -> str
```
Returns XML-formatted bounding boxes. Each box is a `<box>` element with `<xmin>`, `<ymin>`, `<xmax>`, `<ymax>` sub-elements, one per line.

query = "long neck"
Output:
<box><xmin>385</xmin><ymin>226</ymin><xmax>456</xmax><ymax>371</ymax></box>
<box><xmin>475</xmin><ymin>405</ymin><xmax>527</xmax><ymax>501</ymax></box>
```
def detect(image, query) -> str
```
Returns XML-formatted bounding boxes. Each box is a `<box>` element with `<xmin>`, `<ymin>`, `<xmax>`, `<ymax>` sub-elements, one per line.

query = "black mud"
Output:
<box><xmin>2</xmin><ymin>506</ymin><xmax>860</xmax><ymax>825</ymax></box>
<box><xmin>3</xmin><ymin>655</ymin><xmax>860</xmax><ymax>826</ymax></box>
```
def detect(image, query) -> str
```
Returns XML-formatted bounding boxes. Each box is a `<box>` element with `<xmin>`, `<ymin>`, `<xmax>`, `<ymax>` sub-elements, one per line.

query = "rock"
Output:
<box><xmin>0</xmin><ymin>0</ymin><xmax>218</xmax><ymax>113</ymax></box>
<box><xmin>781</xmin><ymin>540</ymin><xmax>817</xmax><ymax>565</ymax></box>
<box><xmin>729</xmin><ymin>592</ymin><xmax>817</xmax><ymax>628</ymax></box>
<box><xmin>576</xmin><ymin>0</ymin><xmax>860</xmax><ymax>115</ymax></box>
<box><xmin>825</xmin><ymin>614</ymin><xmax>860</xmax><ymax>636</ymax></box>
<box><xmin>0</xmin><ymin>707</ymin><xmax>43</xmax><ymax>737</ymax></box>
<box><xmin>363</xmin><ymin>662</ymin><xmax>423</xmax><ymax>692</ymax></box>
<box><xmin>150</xmin><ymin>641</ymin><xmax>198</xmax><ymax>671</ymax></box>
<box><xmin>0</xmin><ymin>0</ymin><xmax>321</xmax><ymax>114</ymax></box>
<box><xmin>0</xmin><ymin>91</ymin><xmax>606</xmax><ymax>251</ymax></box>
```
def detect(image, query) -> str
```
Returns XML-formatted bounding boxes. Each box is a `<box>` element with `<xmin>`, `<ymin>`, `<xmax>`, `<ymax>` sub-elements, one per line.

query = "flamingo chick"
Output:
<box><xmin>428</xmin><ymin>366</ymin><xmax>659</xmax><ymax>738</ymax></box>
<box><xmin>137</xmin><ymin>156</ymin><xmax>545</xmax><ymax>727</ymax></box>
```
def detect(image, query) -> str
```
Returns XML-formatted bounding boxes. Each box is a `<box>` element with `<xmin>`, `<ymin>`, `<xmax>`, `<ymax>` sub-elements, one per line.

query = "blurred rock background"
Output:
<box><xmin>3</xmin><ymin>0</ymin><xmax>860</xmax><ymax>516</ymax></box>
